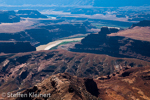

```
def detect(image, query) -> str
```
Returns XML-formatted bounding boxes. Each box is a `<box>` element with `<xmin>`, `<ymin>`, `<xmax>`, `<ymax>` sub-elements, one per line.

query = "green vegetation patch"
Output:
<box><xmin>50</xmin><ymin>40</ymin><xmax>80</xmax><ymax>50</ymax></box>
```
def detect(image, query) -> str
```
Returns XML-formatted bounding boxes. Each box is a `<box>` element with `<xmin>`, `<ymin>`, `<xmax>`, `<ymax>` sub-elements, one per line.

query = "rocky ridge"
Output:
<box><xmin>0</xmin><ymin>50</ymin><xmax>149</xmax><ymax>95</ymax></box>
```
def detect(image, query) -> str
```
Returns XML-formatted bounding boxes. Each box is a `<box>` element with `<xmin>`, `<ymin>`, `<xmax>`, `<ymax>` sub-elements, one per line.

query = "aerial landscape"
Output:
<box><xmin>0</xmin><ymin>0</ymin><xmax>150</xmax><ymax>100</ymax></box>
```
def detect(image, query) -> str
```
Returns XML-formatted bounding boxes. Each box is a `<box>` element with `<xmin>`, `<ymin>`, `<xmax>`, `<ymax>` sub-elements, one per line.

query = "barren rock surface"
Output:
<box><xmin>0</xmin><ymin>50</ymin><xmax>149</xmax><ymax>95</ymax></box>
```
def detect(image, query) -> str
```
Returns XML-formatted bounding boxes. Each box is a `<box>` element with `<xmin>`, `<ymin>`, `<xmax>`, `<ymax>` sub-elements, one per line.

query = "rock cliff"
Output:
<box><xmin>0</xmin><ymin>41</ymin><xmax>36</xmax><ymax>53</ymax></box>
<box><xmin>70</xmin><ymin>27</ymin><xmax>150</xmax><ymax>61</ymax></box>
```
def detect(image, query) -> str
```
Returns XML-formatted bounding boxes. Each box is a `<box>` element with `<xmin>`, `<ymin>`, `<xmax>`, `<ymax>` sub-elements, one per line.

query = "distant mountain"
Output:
<box><xmin>0</xmin><ymin>0</ymin><xmax>149</xmax><ymax>7</ymax></box>
<box><xmin>17</xmin><ymin>10</ymin><xmax>47</xmax><ymax>18</ymax></box>
<box><xmin>94</xmin><ymin>0</ymin><xmax>150</xmax><ymax>7</ymax></box>
<box><xmin>0</xmin><ymin>10</ymin><xmax>47</xmax><ymax>24</ymax></box>
<box><xmin>0</xmin><ymin>0</ymin><xmax>94</xmax><ymax>6</ymax></box>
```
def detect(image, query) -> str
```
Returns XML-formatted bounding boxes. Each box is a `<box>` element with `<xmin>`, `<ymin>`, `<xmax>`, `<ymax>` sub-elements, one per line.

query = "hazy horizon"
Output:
<box><xmin>0</xmin><ymin>0</ymin><xmax>149</xmax><ymax>7</ymax></box>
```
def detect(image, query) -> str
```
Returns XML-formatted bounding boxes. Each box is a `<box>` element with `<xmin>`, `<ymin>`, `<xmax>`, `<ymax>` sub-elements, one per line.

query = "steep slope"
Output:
<box><xmin>0</xmin><ymin>50</ymin><xmax>150</xmax><ymax>94</ymax></box>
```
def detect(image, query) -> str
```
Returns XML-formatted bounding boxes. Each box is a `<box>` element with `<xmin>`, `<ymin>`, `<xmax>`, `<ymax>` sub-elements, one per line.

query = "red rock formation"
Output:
<box><xmin>11</xmin><ymin>66</ymin><xmax>150</xmax><ymax>100</ymax></box>
<box><xmin>71</xmin><ymin>27</ymin><xmax>150</xmax><ymax>61</ymax></box>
